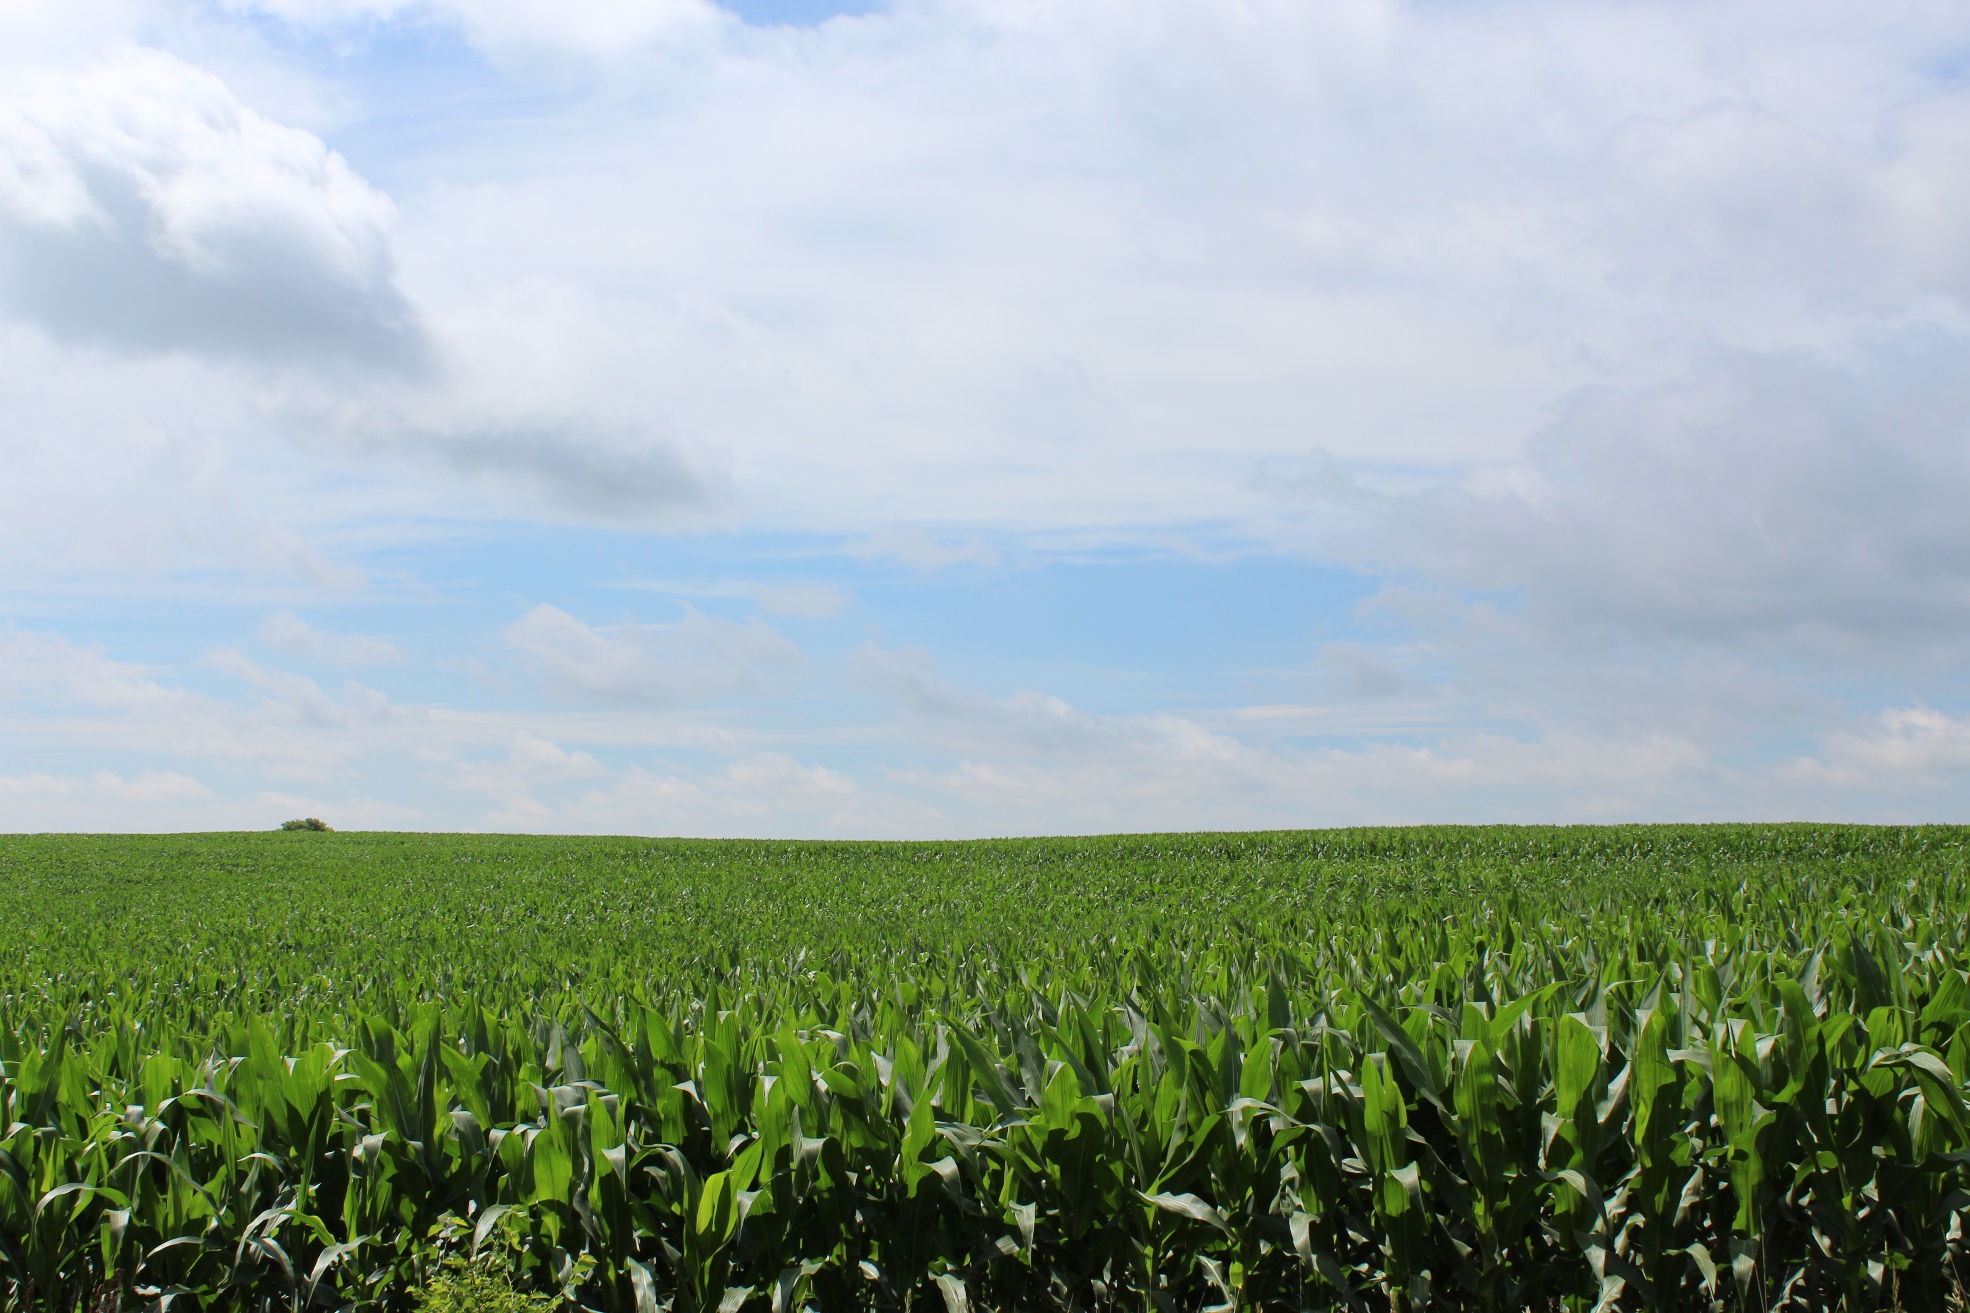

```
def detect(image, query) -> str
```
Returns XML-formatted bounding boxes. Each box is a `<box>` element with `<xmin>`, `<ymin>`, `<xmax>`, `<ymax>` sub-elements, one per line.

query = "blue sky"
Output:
<box><xmin>2</xmin><ymin>0</ymin><xmax>1969</xmax><ymax>834</ymax></box>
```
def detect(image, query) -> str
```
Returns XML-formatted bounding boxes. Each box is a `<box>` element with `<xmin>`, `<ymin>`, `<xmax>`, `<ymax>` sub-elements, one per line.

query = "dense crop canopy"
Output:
<box><xmin>2</xmin><ymin>825</ymin><xmax>1968</xmax><ymax>1310</ymax></box>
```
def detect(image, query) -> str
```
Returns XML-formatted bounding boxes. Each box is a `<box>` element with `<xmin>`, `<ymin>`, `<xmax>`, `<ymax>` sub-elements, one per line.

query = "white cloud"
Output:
<box><xmin>444</xmin><ymin>729</ymin><xmax>607</xmax><ymax>819</ymax></box>
<box><xmin>843</xmin><ymin>631</ymin><xmax>1953</xmax><ymax>829</ymax></box>
<box><xmin>0</xmin><ymin>622</ymin><xmax>752</xmax><ymax>786</ymax></box>
<box><xmin>613</xmin><ymin>577</ymin><xmax>855</xmax><ymax>618</ymax></box>
<box><xmin>3</xmin><ymin>610</ymin><xmax>1963</xmax><ymax>834</ymax></box>
<box><xmin>847</xmin><ymin>640</ymin><xmax>1725</xmax><ymax>829</ymax></box>
<box><xmin>206</xmin><ymin>647</ymin><xmax>405</xmax><ymax>729</ymax></box>
<box><xmin>0</xmin><ymin>760</ymin><xmax>211</xmax><ymax>804</ymax></box>
<box><xmin>0</xmin><ymin>772</ymin><xmax>66</xmax><ymax>799</ymax></box>
<box><xmin>0</xmin><ymin>626</ymin><xmax>418</xmax><ymax>781</ymax></box>
<box><xmin>0</xmin><ymin>623</ymin><xmax>199</xmax><ymax>716</ymax></box>
<box><xmin>849</xmin><ymin>643</ymin><xmax>1743</xmax><ymax>831</ymax></box>
<box><xmin>10</xmin><ymin>0</ymin><xmax>1970</xmax><ymax>546</ymax></box>
<box><xmin>0</xmin><ymin>765</ymin><xmax>215</xmax><ymax>829</ymax></box>
<box><xmin>89</xmin><ymin>768</ymin><xmax>214</xmax><ymax>802</ymax></box>
<box><xmin>1313</xmin><ymin>642</ymin><xmax>1411</xmax><ymax>701</ymax></box>
<box><xmin>258</xmin><ymin>612</ymin><xmax>404</xmax><ymax>667</ymax></box>
<box><xmin>4</xmin><ymin>2</ymin><xmax>1970</xmax><ymax>833</ymax></box>
<box><xmin>0</xmin><ymin>47</ymin><xmax>419</xmax><ymax>365</ymax></box>
<box><xmin>847</xmin><ymin>530</ymin><xmax>1001</xmax><ymax>572</ymax></box>
<box><xmin>214</xmin><ymin>0</ymin><xmax>1954</xmax><ymax>559</ymax></box>
<box><xmin>430</xmin><ymin>735</ymin><xmax>944</xmax><ymax>837</ymax></box>
<box><xmin>1795</xmin><ymin>707</ymin><xmax>1970</xmax><ymax>788</ymax></box>
<box><xmin>748</xmin><ymin>581</ymin><xmax>852</xmax><ymax>619</ymax></box>
<box><xmin>0</xmin><ymin>324</ymin><xmax>372</xmax><ymax>586</ymax></box>
<box><xmin>1270</xmin><ymin>343</ymin><xmax>1970</xmax><ymax>658</ymax></box>
<box><xmin>850</xmin><ymin>642</ymin><xmax>1136</xmax><ymax>760</ymax></box>
<box><xmin>504</xmin><ymin>602</ymin><xmax>799</xmax><ymax>706</ymax></box>
<box><xmin>546</xmin><ymin>752</ymin><xmax>950</xmax><ymax>837</ymax></box>
<box><xmin>256</xmin><ymin>788</ymin><xmax>423</xmax><ymax>817</ymax></box>
<box><xmin>0</xmin><ymin>42</ymin><xmax>718</xmax><ymax>531</ymax></box>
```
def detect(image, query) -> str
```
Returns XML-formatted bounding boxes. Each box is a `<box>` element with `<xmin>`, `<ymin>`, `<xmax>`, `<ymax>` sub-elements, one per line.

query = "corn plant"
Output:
<box><xmin>3</xmin><ymin>825</ymin><xmax>1969</xmax><ymax>1310</ymax></box>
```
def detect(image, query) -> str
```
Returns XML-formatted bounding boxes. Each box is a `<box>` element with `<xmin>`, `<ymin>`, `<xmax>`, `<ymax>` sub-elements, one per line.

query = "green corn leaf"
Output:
<box><xmin>1358</xmin><ymin>995</ymin><xmax>1450</xmax><ymax>1117</ymax></box>
<box><xmin>948</xmin><ymin>1024</ymin><xmax>1024</xmax><ymax>1122</ymax></box>
<box><xmin>932</xmin><ymin>1271</ymin><xmax>970</xmax><ymax>1313</ymax></box>
<box><xmin>1138</xmin><ymin>1190</ymin><xmax>1232</xmax><ymax>1236</ymax></box>
<box><xmin>695</xmin><ymin>1170</ymin><xmax>739</xmax><ymax>1246</ymax></box>
<box><xmin>1359</xmin><ymin>1053</ymin><xmax>1408</xmax><ymax>1176</ymax></box>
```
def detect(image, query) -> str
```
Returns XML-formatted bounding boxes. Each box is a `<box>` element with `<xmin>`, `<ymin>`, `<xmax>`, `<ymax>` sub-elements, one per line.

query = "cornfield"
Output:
<box><xmin>3</xmin><ymin>825</ymin><xmax>1968</xmax><ymax>1311</ymax></box>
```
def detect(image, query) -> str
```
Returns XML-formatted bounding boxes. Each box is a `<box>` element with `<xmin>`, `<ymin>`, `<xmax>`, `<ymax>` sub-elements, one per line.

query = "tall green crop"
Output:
<box><xmin>3</xmin><ymin>825</ymin><xmax>1969</xmax><ymax>1309</ymax></box>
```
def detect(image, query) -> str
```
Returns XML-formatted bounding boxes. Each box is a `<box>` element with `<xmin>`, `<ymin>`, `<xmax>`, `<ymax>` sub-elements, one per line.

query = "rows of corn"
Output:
<box><xmin>3</xmin><ymin>826</ymin><xmax>1969</xmax><ymax>1310</ymax></box>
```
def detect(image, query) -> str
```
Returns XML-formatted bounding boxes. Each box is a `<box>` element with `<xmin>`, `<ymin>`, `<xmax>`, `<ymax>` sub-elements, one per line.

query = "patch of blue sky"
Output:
<box><xmin>183</xmin><ymin>9</ymin><xmax>565</xmax><ymax>189</ymax></box>
<box><xmin>721</xmin><ymin>0</ymin><xmax>887</xmax><ymax>27</ymax></box>
<box><xmin>406</xmin><ymin>531</ymin><xmax>1372</xmax><ymax>708</ymax></box>
<box><xmin>3</xmin><ymin>525</ymin><xmax>1393</xmax><ymax>721</ymax></box>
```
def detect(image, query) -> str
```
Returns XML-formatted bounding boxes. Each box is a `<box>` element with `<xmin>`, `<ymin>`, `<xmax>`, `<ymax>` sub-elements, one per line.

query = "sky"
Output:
<box><xmin>2</xmin><ymin>0</ymin><xmax>1969</xmax><ymax>836</ymax></box>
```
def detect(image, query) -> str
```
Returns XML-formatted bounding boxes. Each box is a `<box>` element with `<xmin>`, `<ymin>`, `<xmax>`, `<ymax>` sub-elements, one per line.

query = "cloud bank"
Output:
<box><xmin>0</xmin><ymin>0</ymin><xmax>1967</xmax><ymax>831</ymax></box>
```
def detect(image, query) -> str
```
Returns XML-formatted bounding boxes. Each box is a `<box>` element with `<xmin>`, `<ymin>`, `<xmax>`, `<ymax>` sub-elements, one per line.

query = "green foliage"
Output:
<box><xmin>279</xmin><ymin>817</ymin><xmax>333</xmax><ymax>831</ymax></box>
<box><xmin>413</xmin><ymin>1258</ymin><xmax>560</xmax><ymax>1313</ymax></box>
<box><xmin>1</xmin><ymin>824</ymin><xmax>1969</xmax><ymax>1310</ymax></box>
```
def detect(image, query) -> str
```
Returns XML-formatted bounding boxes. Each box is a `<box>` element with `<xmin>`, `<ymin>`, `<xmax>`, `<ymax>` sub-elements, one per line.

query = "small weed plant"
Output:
<box><xmin>414</xmin><ymin>1258</ymin><xmax>559</xmax><ymax>1313</ymax></box>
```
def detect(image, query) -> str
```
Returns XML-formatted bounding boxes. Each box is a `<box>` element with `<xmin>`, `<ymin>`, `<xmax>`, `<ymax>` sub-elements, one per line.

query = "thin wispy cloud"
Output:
<box><xmin>259</xmin><ymin>613</ymin><xmax>405</xmax><ymax>668</ymax></box>
<box><xmin>504</xmin><ymin>603</ymin><xmax>800</xmax><ymax>707</ymax></box>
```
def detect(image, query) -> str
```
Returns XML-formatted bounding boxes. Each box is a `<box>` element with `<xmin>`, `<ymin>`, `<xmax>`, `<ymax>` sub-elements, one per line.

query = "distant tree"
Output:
<box><xmin>280</xmin><ymin>817</ymin><xmax>333</xmax><ymax>831</ymax></box>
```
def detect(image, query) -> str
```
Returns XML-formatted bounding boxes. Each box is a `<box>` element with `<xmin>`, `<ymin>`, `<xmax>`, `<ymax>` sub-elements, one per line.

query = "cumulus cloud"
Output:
<box><xmin>254</xmin><ymin>789</ymin><xmax>427</xmax><ymax>828</ymax></box>
<box><xmin>1796</xmin><ymin>707</ymin><xmax>1970</xmax><ymax>787</ymax></box>
<box><xmin>1271</xmin><ymin>342</ymin><xmax>1970</xmax><ymax>657</ymax></box>
<box><xmin>842</xmin><ymin>641</ymin><xmax>1757</xmax><ymax>831</ymax></box>
<box><xmin>0</xmin><ymin>45</ymin><xmax>720</xmax><ymax>533</ymax></box>
<box><xmin>0</xmin><ymin>767</ymin><xmax>210</xmax><ymax>803</ymax></box>
<box><xmin>437</xmin><ymin>735</ymin><xmax>949</xmax><ymax>836</ymax></box>
<box><xmin>0</xmin><ymin>766</ymin><xmax>216</xmax><ymax>830</ymax></box>
<box><xmin>0</xmin><ymin>766</ymin><xmax>418</xmax><ymax>831</ymax></box>
<box><xmin>476</xmin><ymin>750</ymin><xmax>945</xmax><ymax>837</ymax></box>
<box><xmin>505</xmin><ymin>602</ymin><xmax>799</xmax><ymax>706</ymax></box>
<box><xmin>0</xmin><ymin>48</ymin><xmax>422</xmax><ymax>366</ymax></box>
<box><xmin>0</xmin><ymin>626</ymin><xmax>419</xmax><ymax>780</ymax></box>
<box><xmin>849</xmin><ymin>642</ymin><xmax>1143</xmax><ymax>760</ymax></box>
<box><xmin>206</xmin><ymin>647</ymin><xmax>405</xmax><ymax>729</ymax></box>
<box><xmin>0</xmin><ymin>623</ymin><xmax>199</xmax><ymax>717</ymax></box>
<box><xmin>419</xmin><ymin>424</ymin><xmax>720</xmax><ymax>520</ymax></box>
<box><xmin>445</xmin><ymin>729</ymin><xmax>607</xmax><ymax>819</ymax></box>
<box><xmin>883</xmin><ymin>734</ymin><xmax>1718</xmax><ymax>832</ymax></box>
<box><xmin>6</xmin><ymin>610</ymin><xmax>1964</xmax><ymax>835</ymax></box>
<box><xmin>0</xmin><ymin>323</ymin><xmax>376</xmax><ymax>585</ymax></box>
<box><xmin>90</xmin><ymin>768</ymin><xmax>214</xmax><ymax>802</ymax></box>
